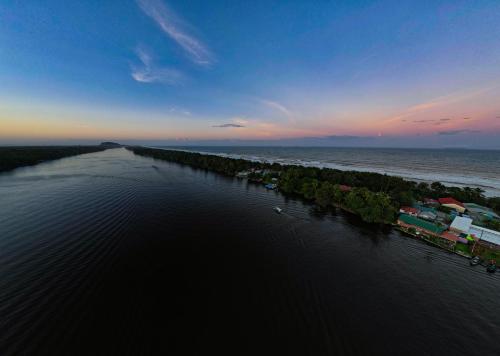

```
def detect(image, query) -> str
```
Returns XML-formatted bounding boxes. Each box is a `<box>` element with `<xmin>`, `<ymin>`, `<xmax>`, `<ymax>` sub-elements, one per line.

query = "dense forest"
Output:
<box><xmin>128</xmin><ymin>147</ymin><xmax>500</xmax><ymax>225</ymax></box>
<box><xmin>0</xmin><ymin>146</ymin><xmax>108</xmax><ymax>172</ymax></box>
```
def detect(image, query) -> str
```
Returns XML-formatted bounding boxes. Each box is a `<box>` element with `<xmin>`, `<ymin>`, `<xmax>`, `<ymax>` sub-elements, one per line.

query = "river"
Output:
<box><xmin>0</xmin><ymin>148</ymin><xmax>499</xmax><ymax>355</ymax></box>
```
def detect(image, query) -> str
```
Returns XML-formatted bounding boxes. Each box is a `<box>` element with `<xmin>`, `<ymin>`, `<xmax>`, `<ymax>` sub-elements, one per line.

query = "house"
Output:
<box><xmin>339</xmin><ymin>185</ymin><xmax>352</xmax><ymax>192</ymax></box>
<box><xmin>464</xmin><ymin>203</ymin><xmax>500</xmax><ymax>221</ymax></box>
<box><xmin>450</xmin><ymin>216</ymin><xmax>473</xmax><ymax>234</ymax></box>
<box><xmin>398</xmin><ymin>214</ymin><xmax>446</xmax><ymax>236</ymax></box>
<box><xmin>236</xmin><ymin>171</ymin><xmax>249</xmax><ymax>178</ymax></box>
<box><xmin>414</xmin><ymin>204</ymin><xmax>437</xmax><ymax>213</ymax></box>
<box><xmin>438</xmin><ymin>197</ymin><xmax>466</xmax><ymax>213</ymax></box>
<box><xmin>400</xmin><ymin>206</ymin><xmax>420</xmax><ymax>216</ymax></box>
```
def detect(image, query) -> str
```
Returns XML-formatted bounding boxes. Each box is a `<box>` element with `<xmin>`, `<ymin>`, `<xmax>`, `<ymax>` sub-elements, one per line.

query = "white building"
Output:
<box><xmin>469</xmin><ymin>225</ymin><xmax>500</xmax><ymax>246</ymax></box>
<box><xmin>450</xmin><ymin>216</ymin><xmax>473</xmax><ymax>234</ymax></box>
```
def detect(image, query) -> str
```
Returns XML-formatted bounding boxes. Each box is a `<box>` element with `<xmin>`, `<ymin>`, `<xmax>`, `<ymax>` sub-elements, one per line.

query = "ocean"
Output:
<box><xmin>1</xmin><ymin>148</ymin><xmax>499</xmax><ymax>355</ymax></box>
<box><xmin>161</xmin><ymin>146</ymin><xmax>500</xmax><ymax>197</ymax></box>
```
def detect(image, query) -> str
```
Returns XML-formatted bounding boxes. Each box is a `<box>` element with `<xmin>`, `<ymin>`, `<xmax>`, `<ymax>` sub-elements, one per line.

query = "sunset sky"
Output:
<box><xmin>1</xmin><ymin>0</ymin><xmax>500</xmax><ymax>147</ymax></box>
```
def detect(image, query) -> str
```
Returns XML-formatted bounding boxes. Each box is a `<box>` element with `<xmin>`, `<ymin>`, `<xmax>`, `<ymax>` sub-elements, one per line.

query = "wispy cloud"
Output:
<box><xmin>131</xmin><ymin>47</ymin><xmax>184</xmax><ymax>85</ymax></box>
<box><xmin>438</xmin><ymin>129</ymin><xmax>480</xmax><ymax>135</ymax></box>
<box><xmin>212</xmin><ymin>123</ymin><xmax>245</xmax><ymax>128</ymax></box>
<box><xmin>168</xmin><ymin>107</ymin><xmax>191</xmax><ymax>116</ymax></box>
<box><xmin>137</xmin><ymin>0</ymin><xmax>214</xmax><ymax>66</ymax></box>
<box><xmin>382</xmin><ymin>87</ymin><xmax>495</xmax><ymax>126</ymax></box>
<box><xmin>259</xmin><ymin>99</ymin><xmax>294</xmax><ymax>121</ymax></box>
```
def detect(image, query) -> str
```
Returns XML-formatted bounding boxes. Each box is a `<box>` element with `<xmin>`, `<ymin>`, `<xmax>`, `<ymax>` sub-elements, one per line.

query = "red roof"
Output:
<box><xmin>438</xmin><ymin>197</ymin><xmax>464</xmax><ymax>207</ymax></box>
<box><xmin>339</xmin><ymin>185</ymin><xmax>352</xmax><ymax>192</ymax></box>
<box><xmin>400</xmin><ymin>206</ymin><xmax>419</xmax><ymax>214</ymax></box>
<box><xmin>441</xmin><ymin>231</ymin><xmax>459</xmax><ymax>242</ymax></box>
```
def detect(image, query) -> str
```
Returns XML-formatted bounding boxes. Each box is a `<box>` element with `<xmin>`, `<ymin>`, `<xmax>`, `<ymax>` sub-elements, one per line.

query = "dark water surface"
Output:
<box><xmin>1</xmin><ymin>148</ymin><xmax>499</xmax><ymax>355</ymax></box>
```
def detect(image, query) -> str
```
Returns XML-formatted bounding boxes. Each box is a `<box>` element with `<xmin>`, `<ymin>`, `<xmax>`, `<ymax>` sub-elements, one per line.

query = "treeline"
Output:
<box><xmin>279</xmin><ymin>168</ymin><xmax>397</xmax><ymax>223</ymax></box>
<box><xmin>0</xmin><ymin>146</ymin><xmax>107</xmax><ymax>172</ymax></box>
<box><xmin>128</xmin><ymin>147</ymin><xmax>500</xmax><ymax>224</ymax></box>
<box><xmin>129</xmin><ymin>147</ymin><xmax>278</xmax><ymax>175</ymax></box>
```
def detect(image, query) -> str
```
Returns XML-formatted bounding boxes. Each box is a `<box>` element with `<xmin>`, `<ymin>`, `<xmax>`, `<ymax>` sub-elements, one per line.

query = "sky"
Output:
<box><xmin>1</xmin><ymin>0</ymin><xmax>500</xmax><ymax>148</ymax></box>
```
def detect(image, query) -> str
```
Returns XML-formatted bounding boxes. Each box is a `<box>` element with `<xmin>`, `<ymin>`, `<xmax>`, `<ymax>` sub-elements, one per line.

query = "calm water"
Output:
<box><xmin>164</xmin><ymin>146</ymin><xmax>500</xmax><ymax>197</ymax></box>
<box><xmin>0</xmin><ymin>148</ymin><xmax>499</xmax><ymax>355</ymax></box>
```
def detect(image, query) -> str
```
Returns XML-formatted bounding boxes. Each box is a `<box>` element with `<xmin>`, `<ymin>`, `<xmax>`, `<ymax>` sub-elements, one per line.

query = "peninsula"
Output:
<box><xmin>128</xmin><ymin>146</ymin><xmax>500</xmax><ymax>265</ymax></box>
<box><xmin>0</xmin><ymin>144</ymin><xmax>114</xmax><ymax>173</ymax></box>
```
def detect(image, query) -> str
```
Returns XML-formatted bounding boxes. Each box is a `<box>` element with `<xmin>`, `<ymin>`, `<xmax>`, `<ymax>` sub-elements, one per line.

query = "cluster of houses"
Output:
<box><xmin>236</xmin><ymin>168</ymin><xmax>280</xmax><ymax>189</ymax></box>
<box><xmin>398</xmin><ymin>197</ymin><xmax>500</xmax><ymax>250</ymax></box>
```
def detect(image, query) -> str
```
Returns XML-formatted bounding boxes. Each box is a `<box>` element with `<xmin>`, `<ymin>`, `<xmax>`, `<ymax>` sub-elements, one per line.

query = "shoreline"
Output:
<box><xmin>0</xmin><ymin>145</ymin><xmax>110</xmax><ymax>173</ymax></box>
<box><xmin>150</xmin><ymin>146</ymin><xmax>500</xmax><ymax>197</ymax></box>
<box><xmin>129</xmin><ymin>146</ymin><xmax>500</xmax><ymax>265</ymax></box>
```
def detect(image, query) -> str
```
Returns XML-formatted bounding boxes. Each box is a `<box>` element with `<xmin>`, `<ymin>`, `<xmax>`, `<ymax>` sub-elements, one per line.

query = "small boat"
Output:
<box><xmin>152</xmin><ymin>165</ymin><xmax>159</xmax><ymax>169</ymax></box>
<box><xmin>469</xmin><ymin>256</ymin><xmax>481</xmax><ymax>266</ymax></box>
<box><xmin>273</xmin><ymin>207</ymin><xmax>282</xmax><ymax>214</ymax></box>
<box><xmin>486</xmin><ymin>261</ymin><xmax>497</xmax><ymax>274</ymax></box>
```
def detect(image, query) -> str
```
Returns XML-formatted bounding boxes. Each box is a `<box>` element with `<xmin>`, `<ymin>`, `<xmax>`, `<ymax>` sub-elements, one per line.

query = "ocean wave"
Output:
<box><xmin>152</xmin><ymin>146</ymin><xmax>500</xmax><ymax>197</ymax></box>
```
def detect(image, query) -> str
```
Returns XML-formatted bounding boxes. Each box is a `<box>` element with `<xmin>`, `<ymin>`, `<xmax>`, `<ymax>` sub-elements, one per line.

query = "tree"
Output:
<box><xmin>315</xmin><ymin>182</ymin><xmax>337</xmax><ymax>207</ymax></box>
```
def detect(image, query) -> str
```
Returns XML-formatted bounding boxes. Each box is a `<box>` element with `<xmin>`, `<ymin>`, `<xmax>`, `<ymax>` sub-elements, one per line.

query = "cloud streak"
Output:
<box><xmin>259</xmin><ymin>99</ymin><xmax>295</xmax><ymax>123</ymax></box>
<box><xmin>131</xmin><ymin>47</ymin><xmax>184</xmax><ymax>85</ymax></box>
<box><xmin>137</xmin><ymin>0</ymin><xmax>214</xmax><ymax>66</ymax></box>
<box><xmin>438</xmin><ymin>129</ymin><xmax>480</xmax><ymax>135</ymax></box>
<box><xmin>212</xmin><ymin>123</ymin><xmax>245</xmax><ymax>128</ymax></box>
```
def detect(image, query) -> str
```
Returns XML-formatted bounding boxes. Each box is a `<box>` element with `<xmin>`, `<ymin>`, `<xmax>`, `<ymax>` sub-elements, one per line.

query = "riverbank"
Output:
<box><xmin>0</xmin><ymin>145</ymin><xmax>110</xmax><ymax>172</ymax></box>
<box><xmin>128</xmin><ymin>146</ymin><xmax>500</xmax><ymax>265</ymax></box>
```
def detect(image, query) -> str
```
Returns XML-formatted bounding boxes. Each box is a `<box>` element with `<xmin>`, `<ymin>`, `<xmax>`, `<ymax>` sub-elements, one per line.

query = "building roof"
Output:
<box><xmin>469</xmin><ymin>225</ymin><xmax>500</xmax><ymax>246</ymax></box>
<box><xmin>464</xmin><ymin>203</ymin><xmax>500</xmax><ymax>219</ymax></box>
<box><xmin>439</xmin><ymin>197</ymin><xmax>464</xmax><ymax>207</ymax></box>
<box><xmin>464</xmin><ymin>203</ymin><xmax>488</xmax><ymax>211</ymax></box>
<box><xmin>339</xmin><ymin>185</ymin><xmax>352</xmax><ymax>192</ymax></box>
<box><xmin>419</xmin><ymin>211</ymin><xmax>437</xmax><ymax>218</ymax></box>
<box><xmin>400</xmin><ymin>206</ymin><xmax>419</xmax><ymax>214</ymax></box>
<box><xmin>398</xmin><ymin>214</ymin><xmax>446</xmax><ymax>234</ymax></box>
<box><xmin>441</xmin><ymin>231</ymin><xmax>459</xmax><ymax>242</ymax></box>
<box><xmin>450</xmin><ymin>216</ymin><xmax>473</xmax><ymax>233</ymax></box>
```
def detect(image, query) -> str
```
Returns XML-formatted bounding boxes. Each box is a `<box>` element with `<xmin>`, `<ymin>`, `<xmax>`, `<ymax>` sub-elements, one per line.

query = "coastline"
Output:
<box><xmin>151</xmin><ymin>146</ymin><xmax>500</xmax><ymax>197</ymax></box>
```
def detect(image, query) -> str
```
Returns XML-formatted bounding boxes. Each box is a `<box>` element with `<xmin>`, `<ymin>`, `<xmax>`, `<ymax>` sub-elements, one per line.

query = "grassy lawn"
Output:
<box><xmin>454</xmin><ymin>243</ymin><xmax>472</xmax><ymax>256</ymax></box>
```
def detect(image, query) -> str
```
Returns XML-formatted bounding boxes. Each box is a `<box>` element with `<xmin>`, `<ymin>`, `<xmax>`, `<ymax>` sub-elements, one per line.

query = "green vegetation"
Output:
<box><xmin>472</xmin><ymin>243</ymin><xmax>500</xmax><ymax>264</ymax></box>
<box><xmin>128</xmin><ymin>147</ymin><xmax>500</xmax><ymax>225</ymax></box>
<box><xmin>454</xmin><ymin>243</ymin><xmax>472</xmax><ymax>256</ymax></box>
<box><xmin>484</xmin><ymin>219</ymin><xmax>500</xmax><ymax>231</ymax></box>
<box><xmin>0</xmin><ymin>146</ymin><xmax>108</xmax><ymax>172</ymax></box>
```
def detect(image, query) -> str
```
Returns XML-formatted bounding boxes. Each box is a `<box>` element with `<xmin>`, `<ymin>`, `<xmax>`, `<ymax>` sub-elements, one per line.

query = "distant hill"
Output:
<box><xmin>100</xmin><ymin>142</ymin><xmax>122</xmax><ymax>147</ymax></box>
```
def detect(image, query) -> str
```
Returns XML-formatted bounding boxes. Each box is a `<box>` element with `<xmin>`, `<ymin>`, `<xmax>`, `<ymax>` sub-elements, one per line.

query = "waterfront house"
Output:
<box><xmin>450</xmin><ymin>216</ymin><xmax>473</xmax><ymax>234</ymax></box>
<box><xmin>398</xmin><ymin>214</ymin><xmax>446</xmax><ymax>236</ymax></box>
<box><xmin>438</xmin><ymin>197</ymin><xmax>466</xmax><ymax>213</ymax></box>
<box><xmin>236</xmin><ymin>171</ymin><xmax>249</xmax><ymax>178</ymax></box>
<box><xmin>400</xmin><ymin>206</ymin><xmax>420</xmax><ymax>216</ymax></box>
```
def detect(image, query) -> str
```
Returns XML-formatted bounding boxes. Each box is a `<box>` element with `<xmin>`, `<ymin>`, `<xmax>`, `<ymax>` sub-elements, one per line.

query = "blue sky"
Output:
<box><xmin>1</xmin><ymin>0</ymin><xmax>500</xmax><ymax>147</ymax></box>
